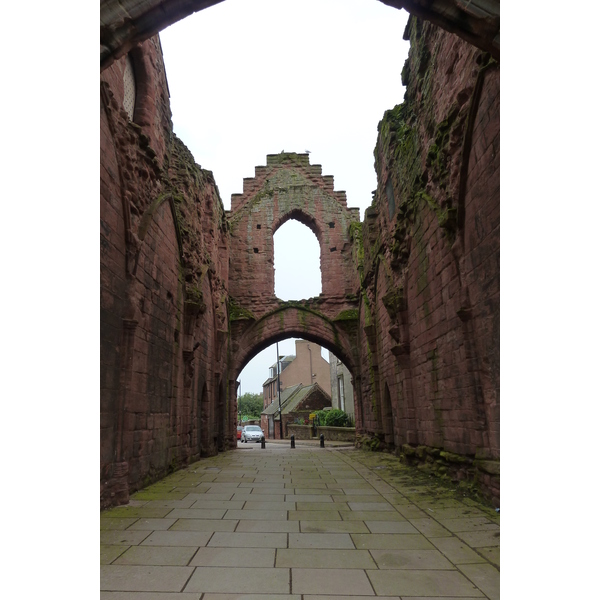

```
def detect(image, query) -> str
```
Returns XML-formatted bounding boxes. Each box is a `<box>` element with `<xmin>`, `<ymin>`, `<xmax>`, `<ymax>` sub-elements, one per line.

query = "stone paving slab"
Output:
<box><xmin>235</xmin><ymin>519</ymin><xmax>299</xmax><ymax>532</ymax></box>
<box><xmin>168</xmin><ymin>519</ymin><xmax>237</xmax><ymax>532</ymax></box>
<box><xmin>142</xmin><ymin>499</ymin><xmax>197</xmax><ymax>509</ymax></box>
<box><xmin>113</xmin><ymin>545</ymin><xmax>198</xmax><ymax>566</ymax></box>
<box><xmin>369</xmin><ymin>549</ymin><xmax>455</xmax><ymax>570</ymax></box>
<box><xmin>288</xmin><ymin>510</ymin><xmax>342</xmax><ymax>521</ymax></box>
<box><xmin>101</xmin><ymin>530</ymin><xmax>151</xmax><ymax>546</ymax></box>
<box><xmin>101</xmin><ymin>593</ymin><xmax>201</xmax><ymax>599</ymax></box>
<box><xmin>127</xmin><ymin>518</ymin><xmax>177</xmax><ymax>531</ymax></box>
<box><xmin>300</xmin><ymin>520</ymin><xmax>370</xmax><ymax>533</ymax></box>
<box><xmin>277</xmin><ymin>548</ymin><xmax>377</xmax><ymax>569</ymax></box>
<box><xmin>140</xmin><ymin>531</ymin><xmax>212</xmax><ymax>547</ymax></box>
<box><xmin>107</xmin><ymin>507</ymin><xmax>173</xmax><ymax>519</ymax></box>
<box><xmin>419</xmin><ymin>507</ymin><xmax>487</xmax><ymax>519</ymax></box>
<box><xmin>190</xmin><ymin>547</ymin><xmax>275</xmax><ymax>567</ymax></box>
<box><xmin>347</xmin><ymin>502</ymin><xmax>395</xmax><ymax>512</ymax></box>
<box><xmin>427</xmin><ymin>537</ymin><xmax>488</xmax><ymax>564</ymax></box>
<box><xmin>367</xmin><ymin>569</ymin><xmax>484</xmax><ymax>597</ymax></box>
<box><xmin>292</xmin><ymin>494</ymin><xmax>335</xmax><ymax>502</ymax></box>
<box><xmin>303</xmin><ymin>596</ymin><xmax>399</xmax><ymax>600</ymax></box>
<box><xmin>351</xmin><ymin>533</ymin><xmax>435</xmax><ymax>550</ymax></box>
<box><xmin>297</xmin><ymin>501</ymin><xmax>350</xmax><ymax>511</ymax></box>
<box><xmin>242</xmin><ymin>500</ymin><xmax>297</xmax><ymax>510</ymax></box>
<box><xmin>166</xmin><ymin>508</ymin><xmax>227</xmax><ymax>520</ymax></box>
<box><xmin>333</xmin><ymin>494</ymin><xmax>392</xmax><ymax>503</ymax></box>
<box><xmin>458</xmin><ymin>563</ymin><xmax>500</xmax><ymax>600</ymax></box>
<box><xmin>182</xmin><ymin>493</ymin><xmax>230</xmax><ymax>502</ymax></box>
<box><xmin>183</xmin><ymin>566</ymin><xmax>290</xmax><ymax>594</ymax></box>
<box><xmin>363</xmin><ymin>521</ymin><xmax>419</xmax><ymax>534</ymax></box>
<box><xmin>208</xmin><ymin>532</ymin><xmax>288</xmax><ymax>548</ymax></box>
<box><xmin>439</xmin><ymin>516</ymin><xmax>500</xmax><ymax>532</ymax></box>
<box><xmin>188</xmin><ymin>500</ymin><xmax>246</xmax><ymax>510</ymax></box>
<box><xmin>101</xmin><ymin>565</ymin><xmax>194</xmax><ymax>592</ymax></box>
<box><xmin>201</xmin><ymin>595</ymin><xmax>299</xmax><ymax>600</ymax></box>
<box><xmin>476</xmin><ymin>545</ymin><xmax>500</xmax><ymax>568</ymax></box>
<box><xmin>224</xmin><ymin>509</ymin><xmax>288</xmax><ymax>520</ymax></box>
<box><xmin>289</xmin><ymin>532</ymin><xmax>355</xmax><ymax>549</ymax></box>
<box><xmin>101</xmin><ymin>545</ymin><xmax>129</xmax><ymax>564</ymax></box>
<box><xmin>454</xmin><ymin>529</ymin><xmax>500</xmax><ymax>547</ymax></box>
<box><xmin>342</xmin><ymin>511</ymin><xmax>407</xmax><ymax>521</ymax></box>
<box><xmin>291</xmin><ymin>568</ymin><xmax>374</xmax><ymax>595</ymax></box>
<box><xmin>407</xmin><ymin>518</ymin><xmax>453</xmax><ymax>538</ymax></box>
<box><xmin>101</xmin><ymin>517</ymin><xmax>140</xmax><ymax>530</ymax></box>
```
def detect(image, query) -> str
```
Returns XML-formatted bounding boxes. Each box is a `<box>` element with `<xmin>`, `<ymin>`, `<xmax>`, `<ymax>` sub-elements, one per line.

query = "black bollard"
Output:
<box><xmin>290</xmin><ymin>434</ymin><xmax>295</xmax><ymax>449</ymax></box>
<box><xmin>261</xmin><ymin>436</ymin><xmax>266</xmax><ymax>449</ymax></box>
<box><xmin>320</xmin><ymin>433</ymin><xmax>325</xmax><ymax>448</ymax></box>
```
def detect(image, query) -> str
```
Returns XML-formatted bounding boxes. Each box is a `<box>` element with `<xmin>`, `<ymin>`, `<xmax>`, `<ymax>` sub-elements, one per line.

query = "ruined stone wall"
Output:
<box><xmin>100</xmin><ymin>36</ymin><xmax>230</xmax><ymax>508</ymax></box>
<box><xmin>356</xmin><ymin>17</ymin><xmax>499</xmax><ymax>503</ymax></box>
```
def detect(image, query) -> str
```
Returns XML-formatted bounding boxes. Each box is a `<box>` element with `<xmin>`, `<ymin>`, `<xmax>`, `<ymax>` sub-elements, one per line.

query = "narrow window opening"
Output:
<box><xmin>274</xmin><ymin>219</ymin><xmax>321</xmax><ymax>300</ymax></box>
<box><xmin>256</xmin><ymin>224</ymin><xmax>261</xmax><ymax>229</ymax></box>
<box><xmin>253</xmin><ymin>247</ymin><xmax>259</xmax><ymax>253</ymax></box>
<box><xmin>123</xmin><ymin>54</ymin><xmax>136</xmax><ymax>121</ymax></box>
<box><xmin>328</xmin><ymin>222</ymin><xmax>335</xmax><ymax>229</ymax></box>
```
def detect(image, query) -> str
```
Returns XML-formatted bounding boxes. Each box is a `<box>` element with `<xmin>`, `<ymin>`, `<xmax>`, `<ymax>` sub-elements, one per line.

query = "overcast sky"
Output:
<box><xmin>159</xmin><ymin>0</ymin><xmax>410</xmax><ymax>394</ymax></box>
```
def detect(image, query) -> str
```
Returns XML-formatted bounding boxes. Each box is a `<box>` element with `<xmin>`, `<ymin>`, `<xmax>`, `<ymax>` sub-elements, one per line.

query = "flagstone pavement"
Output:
<box><xmin>101</xmin><ymin>440</ymin><xmax>499</xmax><ymax>599</ymax></box>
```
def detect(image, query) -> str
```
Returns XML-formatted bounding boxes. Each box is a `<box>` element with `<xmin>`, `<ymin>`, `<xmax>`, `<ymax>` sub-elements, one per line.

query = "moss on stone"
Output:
<box><xmin>334</xmin><ymin>309</ymin><xmax>359</xmax><ymax>321</ymax></box>
<box><xmin>228</xmin><ymin>299</ymin><xmax>256</xmax><ymax>322</ymax></box>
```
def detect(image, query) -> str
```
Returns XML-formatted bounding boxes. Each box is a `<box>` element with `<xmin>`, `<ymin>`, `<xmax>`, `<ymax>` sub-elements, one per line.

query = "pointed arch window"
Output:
<box><xmin>273</xmin><ymin>219</ymin><xmax>321</xmax><ymax>300</ymax></box>
<box><xmin>123</xmin><ymin>54</ymin><xmax>136</xmax><ymax>121</ymax></box>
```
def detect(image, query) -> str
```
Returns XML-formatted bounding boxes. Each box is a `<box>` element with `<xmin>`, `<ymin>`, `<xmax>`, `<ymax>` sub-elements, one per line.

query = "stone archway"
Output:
<box><xmin>231</xmin><ymin>305</ymin><xmax>358</xmax><ymax>380</ymax></box>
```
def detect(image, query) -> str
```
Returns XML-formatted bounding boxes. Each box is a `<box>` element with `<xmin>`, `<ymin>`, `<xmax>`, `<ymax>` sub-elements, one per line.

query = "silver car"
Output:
<box><xmin>241</xmin><ymin>425</ymin><xmax>264</xmax><ymax>443</ymax></box>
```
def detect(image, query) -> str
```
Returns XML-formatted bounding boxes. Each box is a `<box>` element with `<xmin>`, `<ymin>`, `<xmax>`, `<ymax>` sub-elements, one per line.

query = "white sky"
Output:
<box><xmin>159</xmin><ymin>0</ymin><xmax>411</xmax><ymax>393</ymax></box>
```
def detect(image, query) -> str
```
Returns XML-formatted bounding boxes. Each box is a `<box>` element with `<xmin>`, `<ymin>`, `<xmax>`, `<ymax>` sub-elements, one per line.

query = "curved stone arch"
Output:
<box><xmin>272</xmin><ymin>207</ymin><xmax>323</xmax><ymax>244</ymax></box>
<box><xmin>100</xmin><ymin>1</ymin><xmax>499</xmax><ymax>70</ymax></box>
<box><xmin>231</xmin><ymin>306</ymin><xmax>358</xmax><ymax>382</ymax></box>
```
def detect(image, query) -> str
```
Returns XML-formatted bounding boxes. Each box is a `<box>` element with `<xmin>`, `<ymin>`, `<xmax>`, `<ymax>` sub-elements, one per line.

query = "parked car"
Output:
<box><xmin>241</xmin><ymin>425</ymin><xmax>264</xmax><ymax>443</ymax></box>
<box><xmin>237</xmin><ymin>426</ymin><xmax>242</xmax><ymax>440</ymax></box>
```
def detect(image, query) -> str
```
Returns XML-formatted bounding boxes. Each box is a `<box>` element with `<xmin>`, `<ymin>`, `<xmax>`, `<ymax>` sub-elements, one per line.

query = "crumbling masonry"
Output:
<box><xmin>101</xmin><ymin>9</ymin><xmax>499</xmax><ymax>508</ymax></box>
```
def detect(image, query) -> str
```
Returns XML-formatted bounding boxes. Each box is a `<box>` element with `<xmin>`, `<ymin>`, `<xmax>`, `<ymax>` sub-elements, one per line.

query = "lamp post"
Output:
<box><xmin>276</xmin><ymin>341</ymin><xmax>283</xmax><ymax>440</ymax></box>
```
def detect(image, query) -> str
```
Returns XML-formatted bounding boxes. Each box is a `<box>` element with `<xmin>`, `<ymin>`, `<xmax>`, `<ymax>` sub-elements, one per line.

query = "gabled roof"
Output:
<box><xmin>268</xmin><ymin>355</ymin><xmax>294</xmax><ymax>369</ymax></box>
<box><xmin>262</xmin><ymin>382</ymin><xmax>331</xmax><ymax>419</ymax></box>
<box><xmin>261</xmin><ymin>384</ymin><xmax>303</xmax><ymax>416</ymax></box>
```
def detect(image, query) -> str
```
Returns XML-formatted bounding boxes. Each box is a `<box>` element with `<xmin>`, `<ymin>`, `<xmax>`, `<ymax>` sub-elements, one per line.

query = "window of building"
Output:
<box><xmin>338</xmin><ymin>375</ymin><xmax>345</xmax><ymax>412</ymax></box>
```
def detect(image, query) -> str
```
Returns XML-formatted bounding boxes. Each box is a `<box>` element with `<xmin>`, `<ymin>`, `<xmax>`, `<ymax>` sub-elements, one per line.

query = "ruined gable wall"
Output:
<box><xmin>100</xmin><ymin>36</ymin><xmax>230</xmax><ymax>508</ymax></box>
<box><xmin>357</xmin><ymin>17</ymin><xmax>499</xmax><ymax>503</ymax></box>
<box><xmin>228</xmin><ymin>153</ymin><xmax>360</xmax><ymax>316</ymax></box>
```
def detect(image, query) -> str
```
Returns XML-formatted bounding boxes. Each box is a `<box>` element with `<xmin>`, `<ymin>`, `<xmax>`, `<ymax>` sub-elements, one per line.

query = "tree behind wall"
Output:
<box><xmin>238</xmin><ymin>393</ymin><xmax>263</xmax><ymax>418</ymax></box>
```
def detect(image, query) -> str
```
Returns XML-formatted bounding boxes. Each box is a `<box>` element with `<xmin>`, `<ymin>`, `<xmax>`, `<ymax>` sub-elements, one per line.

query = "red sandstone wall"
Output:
<box><xmin>356</xmin><ymin>17</ymin><xmax>499</xmax><ymax>501</ymax></box>
<box><xmin>100</xmin><ymin>36</ymin><xmax>230</xmax><ymax>508</ymax></box>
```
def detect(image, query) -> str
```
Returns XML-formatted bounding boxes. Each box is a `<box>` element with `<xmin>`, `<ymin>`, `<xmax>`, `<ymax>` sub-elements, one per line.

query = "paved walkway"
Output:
<box><xmin>101</xmin><ymin>442</ymin><xmax>499</xmax><ymax>599</ymax></box>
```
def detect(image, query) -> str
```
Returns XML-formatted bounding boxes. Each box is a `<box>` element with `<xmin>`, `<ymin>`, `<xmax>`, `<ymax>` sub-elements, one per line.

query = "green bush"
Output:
<box><xmin>324</xmin><ymin>409</ymin><xmax>349</xmax><ymax>427</ymax></box>
<box><xmin>314</xmin><ymin>410</ymin><xmax>328</xmax><ymax>426</ymax></box>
